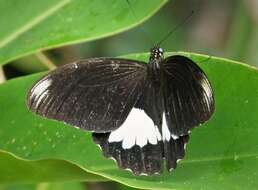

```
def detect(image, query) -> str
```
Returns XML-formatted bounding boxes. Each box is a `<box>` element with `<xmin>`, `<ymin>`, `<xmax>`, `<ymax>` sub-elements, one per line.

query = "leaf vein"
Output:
<box><xmin>0</xmin><ymin>0</ymin><xmax>71</xmax><ymax>48</ymax></box>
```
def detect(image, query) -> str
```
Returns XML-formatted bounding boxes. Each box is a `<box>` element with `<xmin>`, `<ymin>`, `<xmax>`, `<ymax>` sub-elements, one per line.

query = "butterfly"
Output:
<box><xmin>27</xmin><ymin>46</ymin><xmax>215</xmax><ymax>175</ymax></box>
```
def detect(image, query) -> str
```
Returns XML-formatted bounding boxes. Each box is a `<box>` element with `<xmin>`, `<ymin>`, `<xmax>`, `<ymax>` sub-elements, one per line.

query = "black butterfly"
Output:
<box><xmin>27</xmin><ymin>46</ymin><xmax>214</xmax><ymax>175</ymax></box>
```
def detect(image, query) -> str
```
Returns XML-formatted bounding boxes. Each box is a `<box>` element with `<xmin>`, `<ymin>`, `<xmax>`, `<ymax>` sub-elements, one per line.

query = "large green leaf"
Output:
<box><xmin>0</xmin><ymin>52</ymin><xmax>258</xmax><ymax>189</ymax></box>
<box><xmin>0</xmin><ymin>150</ymin><xmax>106</xmax><ymax>184</ymax></box>
<box><xmin>0</xmin><ymin>0</ymin><xmax>167</xmax><ymax>65</ymax></box>
<box><xmin>0</xmin><ymin>181</ymin><xmax>139</xmax><ymax>190</ymax></box>
<box><xmin>0</xmin><ymin>182</ymin><xmax>86</xmax><ymax>190</ymax></box>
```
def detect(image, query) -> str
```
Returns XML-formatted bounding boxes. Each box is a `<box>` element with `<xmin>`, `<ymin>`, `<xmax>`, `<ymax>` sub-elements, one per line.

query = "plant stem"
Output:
<box><xmin>36</xmin><ymin>52</ymin><xmax>56</xmax><ymax>70</ymax></box>
<box><xmin>0</xmin><ymin>65</ymin><xmax>6</xmax><ymax>84</ymax></box>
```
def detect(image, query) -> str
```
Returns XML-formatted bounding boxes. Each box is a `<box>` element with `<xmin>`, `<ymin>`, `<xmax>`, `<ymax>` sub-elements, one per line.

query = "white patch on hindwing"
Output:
<box><xmin>108</xmin><ymin>108</ymin><xmax>161</xmax><ymax>149</ymax></box>
<box><xmin>162</xmin><ymin>113</ymin><xmax>179</xmax><ymax>141</ymax></box>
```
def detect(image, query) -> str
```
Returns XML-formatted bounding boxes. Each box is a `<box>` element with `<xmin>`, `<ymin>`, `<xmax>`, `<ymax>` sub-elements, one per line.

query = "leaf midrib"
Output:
<box><xmin>183</xmin><ymin>153</ymin><xmax>257</xmax><ymax>164</ymax></box>
<box><xmin>0</xmin><ymin>0</ymin><xmax>72</xmax><ymax>48</ymax></box>
<box><xmin>90</xmin><ymin>153</ymin><xmax>258</xmax><ymax>171</ymax></box>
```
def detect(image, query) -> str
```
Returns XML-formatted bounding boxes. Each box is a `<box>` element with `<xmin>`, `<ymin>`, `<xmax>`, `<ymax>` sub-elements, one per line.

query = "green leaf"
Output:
<box><xmin>0</xmin><ymin>150</ymin><xmax>107</xmax><ymax>184</ymax></box>
<box><xmin>0</xmin><ymin>181</ymin><xmax>140</xmax><ymax>190</ymax></box>
<box><xmin>0</xmin><ymin>182</ymin><xmax>86</xmax><ymax>190</ymax></box>
<box><xmin>0</xmin><ymin>52</ymin><xmax>258</xmax><ymax>189</ymax></box>
<box><xmin>0</xmin><ymin>0</ymin><xmax>167</xmax><ymax>65</ymax></box>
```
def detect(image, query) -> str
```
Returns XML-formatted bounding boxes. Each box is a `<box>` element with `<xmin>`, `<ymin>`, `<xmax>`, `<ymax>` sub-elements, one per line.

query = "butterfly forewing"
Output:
<box><xmin>27</xmin><ymin>58</ymin><xmax>147</xmax><ymax>133</ymax></box>
<box><xmin>162</xmin><ymin>55</ymin><xmax>215</xmax><ymax>137</ymax></box>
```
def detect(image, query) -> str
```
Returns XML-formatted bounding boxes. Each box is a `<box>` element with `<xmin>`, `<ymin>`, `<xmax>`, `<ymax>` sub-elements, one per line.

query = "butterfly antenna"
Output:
<box><xmin>157</xmin><ymin>10</ymin><xmax>194</xmax><ymax>46</ymax></box>
<box><xmin>126</xmin><ymin>0</ymin><xmax>155</xmax><ymax>46</ymax></box>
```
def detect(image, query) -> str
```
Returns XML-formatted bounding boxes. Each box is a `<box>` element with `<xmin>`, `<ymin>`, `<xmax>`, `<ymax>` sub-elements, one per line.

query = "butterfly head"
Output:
<box><xmin>150</xmin><ymin>46</ymin><xmax>164</xmax><ymax>62</ymax></box>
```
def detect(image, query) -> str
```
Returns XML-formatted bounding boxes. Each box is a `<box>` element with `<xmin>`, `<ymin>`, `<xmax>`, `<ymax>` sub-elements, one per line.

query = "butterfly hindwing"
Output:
<box><xmin>93</xmin><ymin>132</ymin><xmax>163</xmax><ymax>175</ymax></box>
<box><xmin>92</xmin><ymin>114</ymin><xmax>189</xmax><ymax>175</ymax></box>
<box><xmin>163</xmin><ymin>134</ymin><xmax>189</xmax><ymax>171</ymax></box>
<box><xmin>92</xmin><ymin>75</ymin><xmax>190</xmax><ymax>175</ymax></box>
<box><xmin>134</xmin><ymin>77</ymin><xmax>163</xmax><ymax>126</ymax></box>
<box><xmin>92</xmin><ymin>107</ymin><xmax>164</xmax><ymax>175</ymax></box>
<box><xmin>162</xmin><ymin>55</ymin><xmax>215</xmax><ymax>137</ymax></box>
<box><xmin>27</xmin><ymin>58</ymin><xmax>147</xmax><ymax>132</ymax></box>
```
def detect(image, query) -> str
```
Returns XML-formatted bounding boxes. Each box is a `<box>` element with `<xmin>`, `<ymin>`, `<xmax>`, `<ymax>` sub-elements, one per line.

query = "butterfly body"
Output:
<box><xmin>27</xmin><ymin>47</ymin><xmax>214</xmax><ymax>175</ymax></box>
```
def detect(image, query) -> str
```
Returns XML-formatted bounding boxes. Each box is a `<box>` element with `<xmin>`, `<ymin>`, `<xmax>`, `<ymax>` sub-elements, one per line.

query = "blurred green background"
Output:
<box><xmin>3</xmin><ymin>0</ymin><xmax>258</xmax><ymax>80</ymax></box>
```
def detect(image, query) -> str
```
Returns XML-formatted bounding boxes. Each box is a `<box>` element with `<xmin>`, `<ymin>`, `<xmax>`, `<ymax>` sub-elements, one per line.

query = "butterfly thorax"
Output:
<box><xmin>149</xmin><ymin>46</ymin><xmax>164</xmax><ymax>82</ymax></box>
<box><xmin>149</xmin><ymin>46</ymin><xmax>164</xmax><ymax>67</ymax></box>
